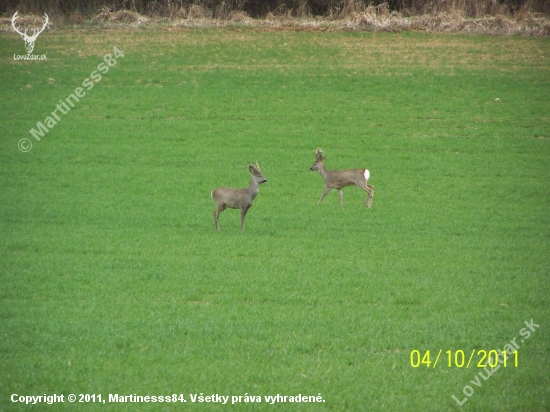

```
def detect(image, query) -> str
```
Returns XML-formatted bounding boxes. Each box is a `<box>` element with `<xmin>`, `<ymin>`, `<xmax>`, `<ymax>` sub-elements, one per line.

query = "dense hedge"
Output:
<box><xmin>2</xmin><ymin>0</ymin><xmax>549</xmax><ymax>17</ymax></box>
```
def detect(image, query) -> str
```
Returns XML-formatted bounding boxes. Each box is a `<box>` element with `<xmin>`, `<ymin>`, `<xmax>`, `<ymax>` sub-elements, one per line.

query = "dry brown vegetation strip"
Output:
<box><xmin>1</xmin><ymin>7</ymin><xmax>549</xmax><ymax>36</ymax></box>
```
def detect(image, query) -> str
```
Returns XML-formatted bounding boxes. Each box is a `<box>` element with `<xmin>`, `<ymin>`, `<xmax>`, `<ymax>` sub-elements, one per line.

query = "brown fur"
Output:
<box><xmin>211</xmin><ymin>163</ymin><xmax>267</xmax><ymax>232</ymax></box>
<box><xmin>310</xmin><ymin>149</ymin><xmax>374</xmax><ymax>208</ymax></box>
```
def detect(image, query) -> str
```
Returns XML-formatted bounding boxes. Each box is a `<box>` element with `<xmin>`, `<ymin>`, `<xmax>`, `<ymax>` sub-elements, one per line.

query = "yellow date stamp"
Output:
<box><xmin>410</xmin><ymin>349</ymin><xmax>518</xmax><ymax>368</ymax></box>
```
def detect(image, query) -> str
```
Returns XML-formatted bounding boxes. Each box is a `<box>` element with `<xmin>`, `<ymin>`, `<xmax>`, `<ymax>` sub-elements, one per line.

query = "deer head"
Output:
<box><xmin>12</xmin><ymin>11</ymin><xmax>49</xmax><ymax>55</ymax></box>
<box><xmin>249</xmin><ymin>161</ymin><xmax>267</xmax><ymax>184</ymax></box>
<box><xmin>310</xmin><ymin>148</ymin><xmax>326</xmax><ymax>171</ymax></box>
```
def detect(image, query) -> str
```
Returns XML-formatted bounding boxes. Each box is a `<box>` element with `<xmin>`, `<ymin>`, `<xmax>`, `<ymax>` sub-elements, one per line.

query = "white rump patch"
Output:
<box><xmin>364</xmin><ymin>169</ymin><xmax>370</xmax><ymax>181</ymax></box>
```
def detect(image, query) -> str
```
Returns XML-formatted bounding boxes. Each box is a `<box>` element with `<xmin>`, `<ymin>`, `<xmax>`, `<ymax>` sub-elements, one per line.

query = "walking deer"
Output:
<box><xmin>211</xmin><ymin>162</ymin><xmax>267</xmax><ymax>232</ymax></box>
<box><xmin>310</xmin><ymin>148</ymin><xmax>374</xmax><ymax>208</ymax></box>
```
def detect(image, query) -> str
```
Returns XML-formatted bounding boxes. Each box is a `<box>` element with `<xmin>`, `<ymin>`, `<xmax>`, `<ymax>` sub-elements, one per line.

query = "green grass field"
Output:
<box><xmin>1</xmin><ymin>28</ymin><xmax>549</xmax><ymax>411</ymax></box>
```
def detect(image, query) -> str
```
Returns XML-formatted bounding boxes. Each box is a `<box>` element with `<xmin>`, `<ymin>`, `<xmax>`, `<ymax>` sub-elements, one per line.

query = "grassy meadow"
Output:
<box><xmin>1</xmin><ymin>28</ymin><xmax>549</xmax><ymax>411</ymax></box>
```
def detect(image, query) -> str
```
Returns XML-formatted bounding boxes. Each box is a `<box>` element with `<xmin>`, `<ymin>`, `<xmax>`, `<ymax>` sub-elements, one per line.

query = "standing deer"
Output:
<box><xmin>11</xmin><ymin>11</ymin><xmax>49</xmax><ymax>55</ymax></box>
<box><xmin>310</xmin><ymin>148</ymin><xmax>374</xmax><ymax>208</ymax></box>
<box><xmin>211</xmin><ymin>162</ymin><xmax>267</xmax><ymax>232</ymax></box>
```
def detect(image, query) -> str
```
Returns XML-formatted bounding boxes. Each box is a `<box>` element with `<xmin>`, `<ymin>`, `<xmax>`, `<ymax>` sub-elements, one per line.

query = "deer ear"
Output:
<box><xmin>249</xmin><ymin>164</ymin><xmax>255</xmax><ymax>173</ymax></box>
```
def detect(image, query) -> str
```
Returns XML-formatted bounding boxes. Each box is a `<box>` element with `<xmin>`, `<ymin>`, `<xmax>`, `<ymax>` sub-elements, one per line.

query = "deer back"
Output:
<box><xmin>211</xmin><ymin>163</ymin><xmax>266</xmax><ymax>209</ymax></box>
<box><xmin>211</xmin><ymin>187</ymin><xmax>252</xmax><ymax>209</ymax></box>
<box><xmin>324</xmin><ymin>168</ymin><xmax>368</xmax><ymax>188</ymax></box>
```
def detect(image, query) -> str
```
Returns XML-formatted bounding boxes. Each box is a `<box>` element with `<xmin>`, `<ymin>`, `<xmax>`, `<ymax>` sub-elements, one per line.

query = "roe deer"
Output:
<box><xmin>211</xmin><ymin>162</ymin><xmax>267</xmax><ymax>232</ymax></box>
<box><xmin>310</xmin><ymin>148</ymin><xmax>374</xmax><ymax>208</ymax></box>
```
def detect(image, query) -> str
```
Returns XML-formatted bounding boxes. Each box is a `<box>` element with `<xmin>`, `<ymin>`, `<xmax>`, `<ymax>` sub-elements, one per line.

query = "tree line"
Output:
<box><xmin>2</xmin><ymin>0</ymin><xmax>548</xmax><ymax>18</ymax></box>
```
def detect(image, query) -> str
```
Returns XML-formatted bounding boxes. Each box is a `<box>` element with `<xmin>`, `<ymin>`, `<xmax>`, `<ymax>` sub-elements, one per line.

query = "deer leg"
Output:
<box><xmin>356</xmin><ymin>182</ymin><xmax>374</xmax><ymax>208</ymax></box>
<box><xmin>337</xmin><ymin>188</ymin><xmax>344</xmax><ymax>207</ymax></box>
<box><xmin>318</xmin><ymin>187</ymin><xmax>332</xmax><ymax>205</ymax></box>
<box><xmin>240</xmin><ymin>205</ymin><xmax>251</xmax><ymax>232</ymax></box>
<box><xmin>213</xmin><ymin>203</ymin><xmax>226</xmax><ymax>231</ymax></box>
<box><xmin>366</xmin><ymin>184</ymin><xmax>374</xmax><ymax>208</ymax></box>
<box><xmin>363</xmin><ymin>184</ymin><xmax>374</xmax><ymax>208</ymax></box>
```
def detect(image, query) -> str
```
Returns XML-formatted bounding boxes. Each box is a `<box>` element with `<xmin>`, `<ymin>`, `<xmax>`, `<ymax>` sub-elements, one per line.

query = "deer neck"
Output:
<box><xmin>317</xmin><ymin>163</ymin><xmax>330</xmax><ymax>179</ymax></box>
<box><xmin>247</xmin><ymin>177</ymin><xmax>260</xmax><ymax>199</ymax></box>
